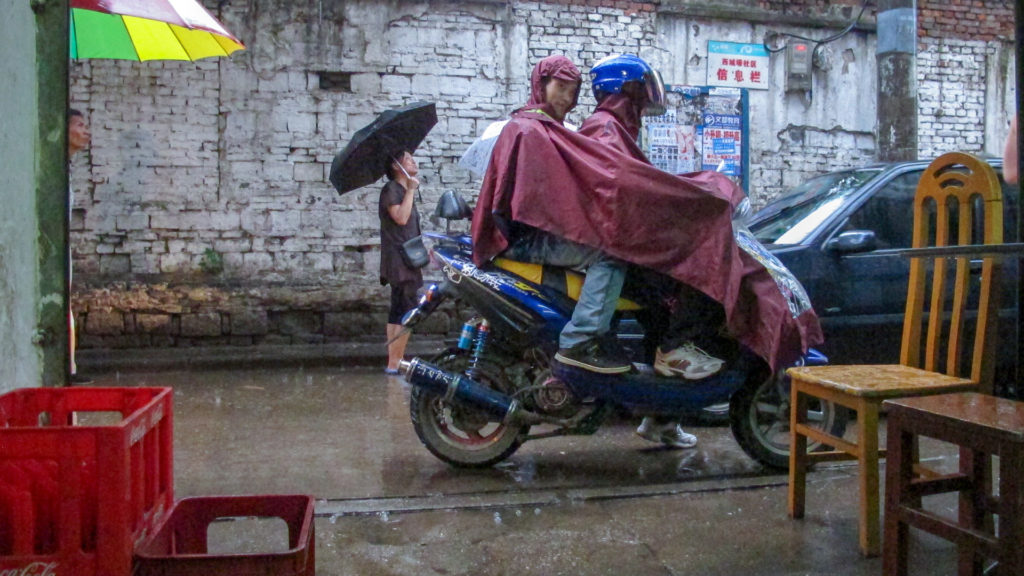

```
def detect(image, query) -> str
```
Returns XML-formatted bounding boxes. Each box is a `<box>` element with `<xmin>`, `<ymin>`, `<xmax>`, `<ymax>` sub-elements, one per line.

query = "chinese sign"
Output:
<box><xmin>643</xmin><ymin>86</ymin><xmax>747</xmax><ymax>191</ymax></box>
<box><xmin>706</xmin><ymin>41</ymin><xmax>769</xmax><ymax>90</ymax></box>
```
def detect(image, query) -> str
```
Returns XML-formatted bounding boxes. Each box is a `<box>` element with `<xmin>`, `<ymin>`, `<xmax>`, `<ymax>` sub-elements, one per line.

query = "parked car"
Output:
<box><xmin>747</xmin><ymin>158</ymin><xmax>1020</xmax><ymax>396</ymax></box>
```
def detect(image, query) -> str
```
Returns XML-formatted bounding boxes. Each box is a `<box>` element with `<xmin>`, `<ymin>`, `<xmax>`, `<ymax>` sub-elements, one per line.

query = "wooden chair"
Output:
<box><xmin>786</xmin><ymin>151</ymin><xmax>1004</xmax><ymax>557</ymax></box>
<box><xmin>883</xmin><ymin>393</ymin><xmax>1024</xmax><ymax>575</ymax></box>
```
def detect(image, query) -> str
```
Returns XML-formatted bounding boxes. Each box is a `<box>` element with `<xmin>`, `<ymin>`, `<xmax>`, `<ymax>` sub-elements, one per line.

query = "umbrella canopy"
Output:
<box><xmin>330</xmin><ymin>101</ymin><xmax>438</xmax><ymax>195</ymax></box>
<box><xmin>70</xmin><ymin>0</ymin><xmax>245</xmax><ymax>61</ymax></box>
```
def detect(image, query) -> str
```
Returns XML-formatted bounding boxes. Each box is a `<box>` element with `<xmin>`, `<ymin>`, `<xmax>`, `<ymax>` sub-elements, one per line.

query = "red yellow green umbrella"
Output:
<box><xmin>70</xmin><ymin>0</ymin><xmax>245</xmax><ymax>61</ymax></box>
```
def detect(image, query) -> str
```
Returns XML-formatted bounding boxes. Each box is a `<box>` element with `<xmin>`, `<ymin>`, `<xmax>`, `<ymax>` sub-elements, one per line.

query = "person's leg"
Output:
<box><xmin>386</xmin><ymin>282</ymin><xmax>418</xmax><ymax>372</ymax></box>
<box><xmin>504</xmin><ymin>232</ymin><xmax>629</xmax><ymax>373</ymax></box>
<box><xmin>558</xmin><ymin>258</ymin><xmax>626</xmax><ymax>349</ymax></box>
<box><xmin>387</xmin><ymin>324</ymin><xmax>410</xmax><ymax>371</ymax></box>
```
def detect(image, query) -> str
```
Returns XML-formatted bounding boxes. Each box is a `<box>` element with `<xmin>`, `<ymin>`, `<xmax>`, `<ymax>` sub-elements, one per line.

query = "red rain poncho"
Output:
<box><xmin>471</xmin><ymin>56</ymin><xmax>822</xmax><ymax>370</ymax></box>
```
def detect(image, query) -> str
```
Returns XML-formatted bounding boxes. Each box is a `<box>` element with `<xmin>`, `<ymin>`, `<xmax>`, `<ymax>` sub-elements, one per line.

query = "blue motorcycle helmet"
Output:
<box><xmin>590</xmin><ymin>54</ymin><xmax>667</xmax><ymax>116</ymax></box>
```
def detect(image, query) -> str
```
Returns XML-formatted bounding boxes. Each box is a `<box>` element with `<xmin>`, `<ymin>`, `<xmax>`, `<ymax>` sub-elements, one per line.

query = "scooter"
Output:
<box><xmin>397</xmin><ymin>191</ymin><xmax>847</xmax><ymax>469</ymax></box>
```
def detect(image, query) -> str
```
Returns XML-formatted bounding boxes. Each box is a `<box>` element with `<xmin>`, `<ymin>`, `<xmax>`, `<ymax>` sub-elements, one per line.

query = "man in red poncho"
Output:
<box><xmin>473</xmin><ymin>54</ymin><xmax>633</xmax><ymax>375</ymax></box>
<box><xmin>578</xmin><ymin>54</ymin><xmax>729</xmax><ymax>448</ymax></box>
<box><xmin>472</xmin><ymin>55</ymin><xmax>824</xmax><ymax>379</ymax></box>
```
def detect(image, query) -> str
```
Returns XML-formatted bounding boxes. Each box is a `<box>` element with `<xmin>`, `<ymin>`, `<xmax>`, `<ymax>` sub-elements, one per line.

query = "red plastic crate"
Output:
<box><xmin>0</xmin><ymin>386</ymin><xmax>174</xmax><ymax>576</ymax></box>
<box><xmin>133</xmin><ymin>495</ymin><xmax>315</xmax><ymax>576</ymax></box>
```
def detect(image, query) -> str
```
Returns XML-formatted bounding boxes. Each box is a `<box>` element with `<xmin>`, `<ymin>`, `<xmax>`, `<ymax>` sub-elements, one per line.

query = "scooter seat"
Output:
<box><xmin>493</xmin><ymin>258</ymin><xmax>643</xmax><ymax>311</ymax></box>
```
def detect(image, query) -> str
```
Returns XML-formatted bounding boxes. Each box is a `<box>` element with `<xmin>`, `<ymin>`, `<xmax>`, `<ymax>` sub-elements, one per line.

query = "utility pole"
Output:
<box><xmin>877</xmin><ymin>0</ymin><xmax>917</xmax><ymax>162</ymax></box>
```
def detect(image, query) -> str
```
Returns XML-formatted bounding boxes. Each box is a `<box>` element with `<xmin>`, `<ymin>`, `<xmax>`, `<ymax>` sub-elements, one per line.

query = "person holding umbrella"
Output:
<box><xmin>379</xmin><ymin>151</ymin><xmax>423</xmax><ymax>374</ymax></box>
<box><xmin>330</xmin><ymin>102</ymin><xmax>438</xmax><ymax>374</ymax></box>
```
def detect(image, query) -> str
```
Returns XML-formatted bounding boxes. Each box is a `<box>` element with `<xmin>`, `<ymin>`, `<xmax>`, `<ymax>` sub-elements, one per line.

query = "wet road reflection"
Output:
<box><xmin>97</xmin><ymin>366</ymin><xmax>770</xmax><ymax>500</ymax></box>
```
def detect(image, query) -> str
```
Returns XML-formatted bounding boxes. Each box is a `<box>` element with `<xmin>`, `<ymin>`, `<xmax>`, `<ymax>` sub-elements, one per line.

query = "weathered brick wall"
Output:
<box><xmin>916</xmin><ymin>1</ymin><xmax>1015</xmax><ymax>160</ymax></box>
<box><xmin>68</xmin><ymin>0</ymin><xmax>1015</xmax><ymax>349</ymax></box>
<box><xmin>919</xmin><ymin>0</ymin><xmax>1014</xmax><ymax>41</ymax></box>
<box><xmin>69</xmin><ymin>0</ymin><xmax>660</xmax><ymax>348</ymax></box>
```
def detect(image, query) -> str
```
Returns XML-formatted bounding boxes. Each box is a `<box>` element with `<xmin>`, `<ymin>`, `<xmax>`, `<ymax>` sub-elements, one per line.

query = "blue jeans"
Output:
<box><xmin>503</xmin><ymin>231</ymin><xmax>626</xmax><ymax>349</ymax></box>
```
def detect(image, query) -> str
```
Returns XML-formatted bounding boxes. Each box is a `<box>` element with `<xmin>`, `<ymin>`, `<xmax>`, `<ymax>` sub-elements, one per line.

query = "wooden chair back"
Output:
<box><xmin>900</xmin><ymin>152</ymin><xmax>1003</xmax><ymax>391</ymax></box>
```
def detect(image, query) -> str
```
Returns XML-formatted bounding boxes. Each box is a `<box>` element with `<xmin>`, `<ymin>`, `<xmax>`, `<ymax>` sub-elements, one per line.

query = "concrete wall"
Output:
<box><xmin>655</xmin><ymin>9</ymin><xmax>878</xmax><ymax>199</ymax></box>
<box><xmin>0</xmin><ymin>0</ymin><xmax>42</xmax><ymax>392</ymax></box>
<box><xmin>1</xmin><ymin>0</ymin><xmax>69</xmax><ymax>390</ymax></box>
<box><xmin>66</xmin><ymin>0</ymin><xmax>1016</xmax><ymax>350</ymax></box>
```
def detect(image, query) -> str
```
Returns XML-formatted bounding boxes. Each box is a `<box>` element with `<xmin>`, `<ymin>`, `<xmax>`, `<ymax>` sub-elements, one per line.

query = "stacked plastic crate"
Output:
<box><xmin>0</xmin><ymin>387</ymin><xmax>314</xmax><ymax>576</ymax></box>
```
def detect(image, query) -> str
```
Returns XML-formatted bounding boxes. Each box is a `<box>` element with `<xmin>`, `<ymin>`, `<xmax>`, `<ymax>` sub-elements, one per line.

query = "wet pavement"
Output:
<box><xmin>87</xmin><ymin>364</ymin><xmax>964</xmax><ymax>575</ymax></box>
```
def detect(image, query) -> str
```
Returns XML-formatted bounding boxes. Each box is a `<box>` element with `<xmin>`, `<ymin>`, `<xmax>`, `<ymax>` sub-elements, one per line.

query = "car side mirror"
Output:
<box><xmin>434</xmin><ymin>190</ymin><xmax>473</xmax><ymax>221</ymax></box>
<box><xmin>825</xmin><ymin>230</ymin><xmax>878</xmax><ymax>254</ymax></box>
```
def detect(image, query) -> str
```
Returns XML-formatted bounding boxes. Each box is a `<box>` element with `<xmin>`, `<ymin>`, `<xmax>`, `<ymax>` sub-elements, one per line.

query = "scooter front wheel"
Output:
<box><xmin>730</xmin><ymin>369</ymin><xmax>849</xmax><ymax>469</ymax></box>
<box><xmin>410</xmin><ymin>351</ymin><xmax>529</xmax><ymax>468</ymax></box>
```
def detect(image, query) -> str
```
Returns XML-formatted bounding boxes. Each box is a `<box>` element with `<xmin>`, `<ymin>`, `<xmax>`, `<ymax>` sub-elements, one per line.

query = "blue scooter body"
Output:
<box><xmin>419</xmin><ymin>233</ymin><xmax>827</xmax><ymax>416</ymax></box>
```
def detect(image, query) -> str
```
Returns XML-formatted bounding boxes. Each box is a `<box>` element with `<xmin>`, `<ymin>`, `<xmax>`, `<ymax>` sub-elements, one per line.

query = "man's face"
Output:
<box><xmin>543</xmin><ymin>77</ymin><xmax>579</xmax><ymax>122</ymax></box>
<box><xmin>69</xmin><ymin>115</ymin><xmax>90</xmax><ymax>156</ymax></box>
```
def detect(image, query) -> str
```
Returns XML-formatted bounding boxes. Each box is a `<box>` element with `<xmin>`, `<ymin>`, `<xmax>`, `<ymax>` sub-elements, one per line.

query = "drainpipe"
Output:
<box><xmin>876</xmin><ymin>0</ymin><xmax>917</xmax><ymax>162</ymax></box>
<box><xmin>35</xmin><ymin>0</ymin><xmax>70</xmax><ymax>387</ymax></box>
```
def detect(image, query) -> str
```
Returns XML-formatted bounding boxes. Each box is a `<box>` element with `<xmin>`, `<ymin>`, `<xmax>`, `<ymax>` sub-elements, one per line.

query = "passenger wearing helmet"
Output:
<box><xmin>473</xmin><ymin>54</ymin><xmax>633</xmax><ymax>374</ymax></box>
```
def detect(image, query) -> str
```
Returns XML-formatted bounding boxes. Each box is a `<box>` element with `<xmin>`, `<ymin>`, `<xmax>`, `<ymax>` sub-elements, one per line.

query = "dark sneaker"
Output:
<box><xmin>554</xmin><ymin>339</ymin><xmax>632</xmax><ymax>374</ymax></box>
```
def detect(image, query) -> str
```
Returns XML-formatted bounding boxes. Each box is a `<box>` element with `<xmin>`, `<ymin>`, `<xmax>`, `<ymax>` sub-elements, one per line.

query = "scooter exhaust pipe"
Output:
<box><xmin>399</xmin><ymin>358</ymin><xmax>547</xmax><ymax>425</ymax></box>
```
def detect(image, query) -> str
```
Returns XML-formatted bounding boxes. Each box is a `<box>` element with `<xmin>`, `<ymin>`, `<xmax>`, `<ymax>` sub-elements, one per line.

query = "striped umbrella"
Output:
<box><xmin>70</xmin><ymin>0</ymin><xmax>245</xmax><ymax>61</ymax></box>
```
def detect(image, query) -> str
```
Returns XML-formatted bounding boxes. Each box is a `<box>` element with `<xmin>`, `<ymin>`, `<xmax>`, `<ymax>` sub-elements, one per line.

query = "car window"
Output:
<box><xmin>750</xmin><ymin>169</ymin><xmax>882</xmax><ymax>244</ymax></box>
<box><xmin>841</xmin><ymin>170</ymin><xmax>922</xmax><ymax>249</ymax></box>
<box><xmin>842</xmin><ymin>167</ymin><xmax>1019</xmax><ymax>249</ymax></box>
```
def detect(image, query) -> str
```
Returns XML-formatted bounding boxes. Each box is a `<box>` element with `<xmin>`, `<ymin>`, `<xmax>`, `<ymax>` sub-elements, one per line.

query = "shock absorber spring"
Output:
<box><xmin>467</xmin><ymin>319</ymin><xmax>490</xmax><ymax>379</ymax></box>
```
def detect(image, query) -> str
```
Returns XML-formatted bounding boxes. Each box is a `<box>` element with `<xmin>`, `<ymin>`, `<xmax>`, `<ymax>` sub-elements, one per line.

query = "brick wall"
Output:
<box><xmin>68</xmin><ymin>0</ymin><xmax>1015</xmax><ymax>349</ymax></box>
<box><xmin>919</xmin><ymin>0</ymin><xmax>1014</xmax><ymax>42</ymax></box>
<box><xmin>69</xmin><ymin>0</ymin><xmax>660</xmax><ymax>348</ymax></box>
<box><xmin>916</xmin><ymin>0</ymin><xmax>1015</xmax><ymax>159</ymax></box>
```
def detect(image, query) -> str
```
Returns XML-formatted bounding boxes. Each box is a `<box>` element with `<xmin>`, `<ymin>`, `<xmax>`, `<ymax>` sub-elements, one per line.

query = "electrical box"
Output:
<box><xmin>786</xmin><ymin>41</ymin><xmax>812</xmax><ymax>92</ymax></box>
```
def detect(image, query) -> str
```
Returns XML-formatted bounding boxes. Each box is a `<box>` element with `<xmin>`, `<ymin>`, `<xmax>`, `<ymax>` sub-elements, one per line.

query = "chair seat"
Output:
<box><xmin>885</xmin><ymin>392</ymin><xmax>1024</xmax><ymax>444</ymax></box>
<box><xmin>787</xmin><ymin>364</ymin><xmax>976</xmax><ymax>398</ymax></box>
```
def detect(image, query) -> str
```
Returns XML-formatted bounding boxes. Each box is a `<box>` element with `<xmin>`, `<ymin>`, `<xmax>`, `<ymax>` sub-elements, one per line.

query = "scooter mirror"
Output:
<box><xmin>434</xmin><ymin>190</ymin><xmax>473</xmax><ymax>220</ymax></box>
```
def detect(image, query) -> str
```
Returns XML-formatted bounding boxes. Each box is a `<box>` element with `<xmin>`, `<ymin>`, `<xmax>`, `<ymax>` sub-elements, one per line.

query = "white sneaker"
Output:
<box><xmin>654</xmin><ymin>342</ymin><xmax>724</xmax><ymax>379</ymax></box>
<box><xmin>636</xmin><ymin>418</ymin><xmax>698</xmax><ymax>449</ymax></box>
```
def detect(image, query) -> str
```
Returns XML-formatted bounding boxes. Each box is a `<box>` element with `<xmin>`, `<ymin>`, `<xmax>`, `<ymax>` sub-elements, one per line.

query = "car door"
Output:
<box><xmin>814</xmin><ymin>168</ymin><xmax>923</xmax><ymax>363</ymax></box>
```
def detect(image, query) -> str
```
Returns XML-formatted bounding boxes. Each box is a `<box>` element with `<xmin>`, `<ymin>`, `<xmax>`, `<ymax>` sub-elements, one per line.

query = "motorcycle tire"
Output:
<box><xmin>729</xmin><ymin>370</ymin><xmax>849</xmax><ymax>469</ymax></box>
<box><xmin>409</xmin><ymin>351</ymin><xmax>529</xmax><ymax>468</ymax></box>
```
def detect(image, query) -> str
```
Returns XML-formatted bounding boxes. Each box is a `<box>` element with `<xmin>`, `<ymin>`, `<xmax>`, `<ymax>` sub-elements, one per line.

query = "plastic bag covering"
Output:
<box><xmin>460</xmin><ymin>119</ymin><xmax>578</xmax><ymax>178</ymax></box>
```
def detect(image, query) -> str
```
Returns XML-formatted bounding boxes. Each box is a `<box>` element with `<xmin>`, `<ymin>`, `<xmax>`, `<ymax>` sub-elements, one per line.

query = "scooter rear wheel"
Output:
<box><xmin>730</xmin><ymin>369</ymin><xmax>849</xmax><ymax>469</ymax></box>
<box><xmin>410</xmin><ymin>351</ymin><xmax>528</xmax><ymax>468</ymax></box>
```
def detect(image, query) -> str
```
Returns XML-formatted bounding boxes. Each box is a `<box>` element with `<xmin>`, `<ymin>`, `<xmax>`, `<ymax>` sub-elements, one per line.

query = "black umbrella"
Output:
<box><xmin>329</xmin><ymin>101</ymin><xmax>438</xmax><ymax>195</ymax></box>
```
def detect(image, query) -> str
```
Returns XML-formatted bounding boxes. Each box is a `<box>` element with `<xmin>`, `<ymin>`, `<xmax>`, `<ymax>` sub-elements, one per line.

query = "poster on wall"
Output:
<box><xmin>706</xmin><ymin>40</ymin><xmax>770</xmax><ymax>90</ymax></box>
<box><xmin>643</xmin><ymin>85</ymin><xmax>748</xmax><ymax>193</ymax></box>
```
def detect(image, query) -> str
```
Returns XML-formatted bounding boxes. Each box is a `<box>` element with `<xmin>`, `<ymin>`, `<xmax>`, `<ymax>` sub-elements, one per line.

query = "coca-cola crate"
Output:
<box><xmin>0</xmin><ymin>387</ymin><xmax>174</xmax><ymax>576</ymax></box>
<box><xmin>133</xmin><ymin>495</ymin><xmax>315</xmax><ymax>576</ymax></box>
